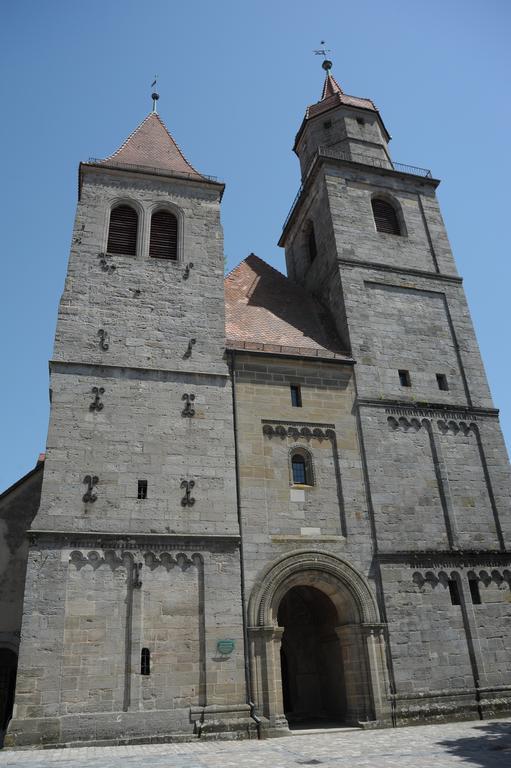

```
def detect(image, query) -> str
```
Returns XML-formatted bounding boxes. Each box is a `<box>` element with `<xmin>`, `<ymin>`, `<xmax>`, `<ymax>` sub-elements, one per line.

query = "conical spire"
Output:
<box><xmin>321</xmin><ymin>71</ymin><xmax>343</xmax><ymax>100</ymax></box>
<box><xmin>100</xmin><ymin>112</ymin><xmax>203</xmax><ymax>179</ymax></box>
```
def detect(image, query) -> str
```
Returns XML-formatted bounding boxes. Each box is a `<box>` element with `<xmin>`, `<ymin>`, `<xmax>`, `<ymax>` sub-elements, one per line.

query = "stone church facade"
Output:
<box><xmin>1</xmin><ymin>65</ymin><xmax>511</xmax><ymax>748</ymax></box>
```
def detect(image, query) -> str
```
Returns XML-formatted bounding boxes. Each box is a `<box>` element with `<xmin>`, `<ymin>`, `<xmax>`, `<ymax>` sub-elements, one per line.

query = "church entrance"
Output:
<box><xmin>278</xmin><ymin>585</ymin><xmax>346</xmax><ymax>726</ymax></box>
<box><xmin>0</xmin><ymin>649</ymin><xmax>17</xmax><ymax>745</ymax></box>
<box><xmin>248</xmin><ymin>552</ymin><xmax>391</xmax><ymax>733</ymax></box>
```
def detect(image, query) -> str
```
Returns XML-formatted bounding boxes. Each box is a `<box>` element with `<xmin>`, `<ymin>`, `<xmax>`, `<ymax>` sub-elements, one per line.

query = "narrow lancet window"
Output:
<box><xmin>141</xmin><ymin>647</ymin><xmax>150</xmax><ymax>675</ymax></box>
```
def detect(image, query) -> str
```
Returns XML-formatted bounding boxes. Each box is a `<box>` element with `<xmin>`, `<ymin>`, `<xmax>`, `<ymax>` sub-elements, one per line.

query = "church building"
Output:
<box><xmin>1</xmin><ymin>62</ymin><xmax>511</xmax><ymax>748</ymax></box>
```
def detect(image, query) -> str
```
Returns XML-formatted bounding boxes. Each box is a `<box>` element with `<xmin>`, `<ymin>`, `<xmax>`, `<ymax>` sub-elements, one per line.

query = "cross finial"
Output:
<box><xmin>151</xmin><ymin>75</ymin><xmax>159</xmax><ymax>113</ymax></box>
<box><xmin>313</xmin><ymin>41</ymin><xmax>333</xmax><ymax>73</ymax></box>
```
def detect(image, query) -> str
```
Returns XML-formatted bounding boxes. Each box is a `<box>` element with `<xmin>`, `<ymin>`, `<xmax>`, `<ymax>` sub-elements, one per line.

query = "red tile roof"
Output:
<box><xmin>307</xmin><ymin>72</ymin><xmax>379</xmax><ymax>120</ymax></box>
<box><xmin>225</xmin><ymin>255</ymin><xmax>350</xmax><ymax>360</ymax></box>
<box><xmin>100</xmin><ymin>112</ymin><xmax>203</xmax><ymax>179</ymax></box>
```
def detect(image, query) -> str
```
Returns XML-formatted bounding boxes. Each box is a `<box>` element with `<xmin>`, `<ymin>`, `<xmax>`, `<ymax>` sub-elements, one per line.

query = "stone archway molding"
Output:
<box><xmin>248</xmin><ymin>549</ymin><xmax>380</xmax><ymax>628</ymax></box>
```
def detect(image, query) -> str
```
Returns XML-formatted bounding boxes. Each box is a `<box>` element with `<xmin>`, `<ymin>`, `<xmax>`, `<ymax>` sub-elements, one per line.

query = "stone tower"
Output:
<box><xmin>7</xmin><ymin>109</ymin><xmax>253</xmax><ymax>746</ymax></box>
<box><xmin>277</xmin><ymin>62</ymin><xmax>511</xmax><ymax>722</ymax></box>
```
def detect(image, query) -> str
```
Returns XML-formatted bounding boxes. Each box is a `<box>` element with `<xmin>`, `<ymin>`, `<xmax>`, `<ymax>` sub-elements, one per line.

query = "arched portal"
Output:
<box><xmin>278</xmin><ymin>585</ymin><xmax>346</xmax><ymax>725</ymax></box>
<box><xmin>248</xmin><ymin>551</ymin><xmax>390</xmax><ymax>733</ymax></box>
<box><xmin>0</xmin><ymin>648</ymin><xmax>18</xmax><ymax>743</ymax></box>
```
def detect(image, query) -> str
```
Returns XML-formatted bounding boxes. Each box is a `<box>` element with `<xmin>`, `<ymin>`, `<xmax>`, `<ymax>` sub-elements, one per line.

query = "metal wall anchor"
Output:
<box><xmin>183</xmin><ymin>262</ymin><xmax>194</xmax><ymax>280</ymax></box>
<box><xmin>180</xmin><ymin>479</ymin><xmax>196</xmax><ymax>507</ymax></box>
<box><xmin>98</xmin><ymin>252</ymin><xmax>116</xmax><ymax>273</ymax></box>
<box><xmin>183</xmin><ymin>338</ymin><xmax>196</xmax><ymax>358</ymax></box>
<box><xmin>182</xmin><ymin>393</ymin><xmax>196</xmax><ymax>417</ymax></box>
<box><xmin>98</xmin><ymin>329</ymin><xmax>109</xmax><ymax>350</ymax></box>
<box><xmin>133</xmin><ymin>561</ymin><xmax>143</xmax><ymax>589</ymax></box>
<box><xmin>83</xmin><ymin>475</ymin><xmax>99</xmax><ymax>503</ymax></box>
<box><xmin>90</xmin><ymin>386</ymin><xmax>104</xmax><ymax>411</ymax></box>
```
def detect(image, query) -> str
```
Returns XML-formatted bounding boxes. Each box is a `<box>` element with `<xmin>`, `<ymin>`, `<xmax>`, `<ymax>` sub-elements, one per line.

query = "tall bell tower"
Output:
<box><xmin>280</xmin><ymin>60</ymin><xmax>511</xmax><ymax>721</ymax></box>
<box><xmin>7</xmin><ymin>100</ymin><xmax>253</xmax><ymax>746</ymax></box>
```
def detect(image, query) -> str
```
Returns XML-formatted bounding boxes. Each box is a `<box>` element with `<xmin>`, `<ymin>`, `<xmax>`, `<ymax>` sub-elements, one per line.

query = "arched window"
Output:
<box><xmin>107</xmin><ymin>204</ymin><xmax>138</xmax><ymax>255</ymax></box>
<box><xmin>290</xmin><ymin>449</ymin><xmax>314</xmax><ymax>486</ymax></box>
<box><xmin>149</xmin><ymin>210</ymin><xmax>178</xmax><ymax>260</ymax></box>
<box><xmin>371</xmin><ymin>198</ymin><xmax>400</xmax><ymax>235</ymax></box>
<box><xmin>307</xmin><ymin>223</ymin><xmax>317</xmax><ymax>264</ymax></box>
<box><xmin>141</xmin><ymin>647</ymin><xmax>150</xmax><ymax>675</ymax></box>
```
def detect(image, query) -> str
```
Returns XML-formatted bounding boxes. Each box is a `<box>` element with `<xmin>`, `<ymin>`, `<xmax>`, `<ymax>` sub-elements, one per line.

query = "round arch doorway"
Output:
<box><xmin>248</xmin><ymin>551</ymin><xmax>391</xmax><ymax>733</ymax></box>
<box><xmin>278</xmin><ymin>584</ymin><xmax>346</xmax><ymax>726</ymax></box>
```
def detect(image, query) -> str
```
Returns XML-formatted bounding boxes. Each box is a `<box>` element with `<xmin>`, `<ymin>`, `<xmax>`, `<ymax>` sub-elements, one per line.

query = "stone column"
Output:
<box><xmin>248</xmin><ymin>625</ymin><xmax>289</xmax><ymax>735</ymax></box>
<box><xmin>361</xmin><ymin>623</ymin><xmax>392</xmax><ymax>725</ymax></box>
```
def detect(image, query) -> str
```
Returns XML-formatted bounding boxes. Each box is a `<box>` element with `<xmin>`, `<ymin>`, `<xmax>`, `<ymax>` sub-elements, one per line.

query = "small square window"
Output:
<box><xmin>356</xmin><ymin>117</ymin><xmax>365</xmax><ymax>126</ymax></box>
<box><xmin>290</xmin><ymin>385</ymin><xmax>302</xmax><ymax>408</ymax></box>
<box><xmin>436</xmin><ymin>373</ymin><xmax>449</xmax><ymax>391</ymax></box>
<box><xmin>469</xmin><ymin>578</ymin><xmax>481</xmax><ymax>605</ymax></box>
<box><xmin>398</xmin><ymin>369</ymin><xmax>411</xmax><ymax>387</ymax></box>
<box><xmin>138</xmin><ymin>480</ymin><xmax>148</xmax><ymax>500</ymax></box>
<box><xmin>323</xmin><ymin>120</ymin><xmax>332</xmax><ymax>129</ymax></box>
<box><xmin>448</xmin><ymin>579</ymin><xmax>461</xmax><ymax>606</ymax></box>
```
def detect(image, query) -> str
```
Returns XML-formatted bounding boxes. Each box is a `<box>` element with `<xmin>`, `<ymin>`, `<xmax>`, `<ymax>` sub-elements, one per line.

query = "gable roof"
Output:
<box><xmin>100</xmin><ymin>112</ymin><xmax>204</xmax><ymax>179</ymax></box>
<box><xmin>225</xmin><ymin>255</ymin><xmax>351</xmax><ymax>360</ymax></box>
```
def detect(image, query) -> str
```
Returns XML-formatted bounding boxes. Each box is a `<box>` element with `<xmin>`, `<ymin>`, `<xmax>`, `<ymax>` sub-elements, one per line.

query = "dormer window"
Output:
<box><xmin>107</xmin><ymin>204</ymin><xmax>138</xmax><ymax>256</ymax></box>
<box><xmin>149</xmin><ymin>210</ymin><xmax>178</xmax><ymax>260</ymax></box>
<box><xmin>371</xmin><ymin>198</ymin><xmax>400</xmax><ymax>235</ymax></box>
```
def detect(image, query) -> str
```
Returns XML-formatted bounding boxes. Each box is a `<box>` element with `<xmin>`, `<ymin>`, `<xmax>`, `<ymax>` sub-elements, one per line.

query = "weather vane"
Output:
<box><xmin>151</xmin><ymin>75</ymin><xmax>159</xmax><ymax>113</ymax></box>
<box><xmin>313</xmin><ymin>41</ymin><xmax>333</xmax><ymax>72</ymax></box>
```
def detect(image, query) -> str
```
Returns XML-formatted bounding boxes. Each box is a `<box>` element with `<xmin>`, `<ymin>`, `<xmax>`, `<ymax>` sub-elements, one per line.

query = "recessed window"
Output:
<box><xmin>398</xmin><ymin>369</ymin><xmax>411</xmax><ymax>387</ymax></box>
<box><xmin>323</xmin><ymin>119</ymin><xmax>332</xmax><ymax>129</ymax></box>
<box><xmin>436</xmin><ymin>373</ymin><xmax>449</xmax><ymax>391</ymax></box>
<box><xmin>290</xmin><ymin>449</ymin><xmax>313</xmax><ymax>486</ymax></box>
<box><xmin>149</xmin><ymin>210</ymin><xmax>178</xmax><ymax>260</ymax></box>
<box><xmin>141</xmin><ymin>647</ymin><xmax>150</xmax><ymax>675</ymax></box>
<box><xmin>107</xmin><ymin>204</ymin><xmax>138</xmax><ymax>255</ymax></box>
<box><xmin>137</xmin><ymin>480</ymin><xmax>148</xmax><ymax>500</ymax></box>
<box><xmin>469</xmin><ymin>577</ymin><xmax>481</xmax><ymax>605</ymax></box>
<box><xmin>448</xmin><ymin>579</ymin><xmax>461</xmax><ymax>606</ymax></box>
<box><xmin>290</xmin><ymin>385</ymin><xmax>302</xmax><ymax>408</ymax></box>
<box><xmin>372</xmin><ymin>198</ymin><xmax>400</xmax><ymax>235</ymax></box>
<box><xmin>356</xmin><ymin>117</ymin><xmax>365</xmax><ymax>126</ymax></box>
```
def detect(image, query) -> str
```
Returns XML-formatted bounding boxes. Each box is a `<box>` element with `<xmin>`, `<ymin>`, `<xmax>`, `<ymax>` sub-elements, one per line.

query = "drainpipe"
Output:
<box><xmin>228</xmin><ymin>349</ymin><xmax>261</xmax><ymax>737</ymax></box>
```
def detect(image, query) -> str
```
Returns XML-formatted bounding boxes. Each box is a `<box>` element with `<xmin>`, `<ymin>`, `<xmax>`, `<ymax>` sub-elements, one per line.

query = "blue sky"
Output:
<box><xmin>1</xmin><ymin>0</ymin><xmax>510</xmax><ymax>491</ymax></box>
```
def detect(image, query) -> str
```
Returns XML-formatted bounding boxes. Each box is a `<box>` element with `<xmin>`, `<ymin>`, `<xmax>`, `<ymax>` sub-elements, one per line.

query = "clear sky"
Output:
<box><xmin>1</xmin><ymin>0</ymin><xmax>510</xmax><ymax>492</ymax></box>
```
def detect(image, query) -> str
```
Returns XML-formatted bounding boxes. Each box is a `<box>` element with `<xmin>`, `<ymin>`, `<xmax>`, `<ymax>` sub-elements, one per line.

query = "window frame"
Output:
<box><xmin>370</xmin><ymin>195</ymin><xmax>405</xmax><ymax>237</ymax></box>
<box><xmin>106</xmin><ymin>201</ymin><xmax>140</xmax><ymax>257</ymax></box>
<box><xmin>289</xmin><ymin>447</ymin><xmax>314</xmax><ymax>487</ymax></box>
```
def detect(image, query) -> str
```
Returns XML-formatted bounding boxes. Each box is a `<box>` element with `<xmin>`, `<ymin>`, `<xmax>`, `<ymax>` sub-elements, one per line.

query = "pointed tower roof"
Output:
<box><xmin>321</xmin><ymin>72</ymin><xmax>343</xmax><ymax>100</ymax></box>
<box><xmin>100</xmin><ymin>112</ymin><xmax>203</xmax><ymax>179</ymax></box>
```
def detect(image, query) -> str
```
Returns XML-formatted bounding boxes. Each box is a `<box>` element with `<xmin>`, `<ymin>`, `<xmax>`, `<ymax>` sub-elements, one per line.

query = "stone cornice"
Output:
<box><xmin>337</xmin><ymin>258</ymin><xmax>463</xmax><ymax>284</ymax></box>
<box><xmin>357</xmin><ymin>398</ymin><xmax>499</xmax><ymax>420</ymax></box>
<box><xmin>28</xmin><ymin>530</ymin><xmax>240</xmax><ymax>552</ymax></box>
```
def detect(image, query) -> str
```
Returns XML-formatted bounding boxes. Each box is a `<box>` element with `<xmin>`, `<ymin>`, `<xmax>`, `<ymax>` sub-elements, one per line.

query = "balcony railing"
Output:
<box><xmin>86</xmin><ymin>158</ymin><xmax>219</xmax><ymax>183</ymax></box>
<box><xmin>282</xmin><ymin>147</ymin><xmax>433</xmax><ymax>232</ymax></box>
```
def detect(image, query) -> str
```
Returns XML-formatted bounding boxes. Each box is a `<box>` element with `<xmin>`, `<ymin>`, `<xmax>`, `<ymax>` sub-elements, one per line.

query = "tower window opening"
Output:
<box><xmin>356</xmin><ymin>117</ymin><xmax>365</xmax><ymax>126</ymax></box>
<box><xmin>149</xmin><ymin>210</ymin><xmax>178</xmax><ymax>260</ymax></box>
<box><xmin>307</xmin><ymin>223</ymin><xmax>317</xmax><ymax>265</ymax></box>
<box><xmin>448</xmin><ymin>579</ymin><xmax>461</xmax><ymax>606</ymax></box>
<box><xmin>137</xmin><ymin>480</ymin><xmax>148</xmax><ymax>500</ymax></box>
<box><xmin>436</xmin><ymin>373</ymin><xmax>449</xmax><ymax>391</ymax></box>
<box><xmin>323</xmin><ymin>120</ymin><xmax>332</xmax><ymax>129</ymax></box>
<box><xmin>141</xmin><ymin>647</ymin><xmax>150</xmax><ymax>675</ymax></box>
<box><xmin>290</xmin><ymin>385</ymin><xmax>302</xmax><ymax>408</ymax></box>
<box><xmin>107</xmin><ymin>204</ymin><xmax>138</xmax><ymax>256</ymax></box>
<box><xmin>398</xmin><ymin>369</ymin><xmax>411</xmax><ymax>387</ymax></box>
<box><xmin>469</xmin><ymin>577</ymin><xmax>481</xmax><ymax>605</ymax></box>
<box><xmin>291</xmin><ymin>450</ymin><xmax>313</xmax><ymax>486</ymax></box>
<box><xmin>372</xmin><ymin>198</ymin><xmax>400</xmax><ymax>235</ymax></box>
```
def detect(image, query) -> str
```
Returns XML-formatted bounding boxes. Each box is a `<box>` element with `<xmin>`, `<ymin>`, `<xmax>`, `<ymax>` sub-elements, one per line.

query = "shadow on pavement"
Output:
<box><xmin>438</xmin><ymin>721</ymin><xmax>511</xmax><ymax>767</ymax></box>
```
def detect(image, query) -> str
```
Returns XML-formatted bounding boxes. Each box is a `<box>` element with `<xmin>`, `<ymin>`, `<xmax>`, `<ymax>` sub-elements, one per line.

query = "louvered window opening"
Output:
<box><xmin>107</xmin><ymin>205</ymin><xmax>138</xmax><ymax>255</ymax></box>
<box><xmin>372</xmin><ymin>199</ymin><xmax>400</xmax><ymax>235</ymax></box>
<box><xmin>149</xmin><ymin>210</ymin><xmax>178</xmax><ymax>260</ymax></box>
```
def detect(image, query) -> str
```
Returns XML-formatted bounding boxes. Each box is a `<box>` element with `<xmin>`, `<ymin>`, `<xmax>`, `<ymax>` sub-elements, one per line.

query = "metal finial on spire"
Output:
<box><xmin>313</xmin><ymin>41</ymin><xmax>332</xmax><ymax>73</ymax></box>
<box><xmin>151</xmin><ymin>75</ymin><xmax>159</xmax><ymax>113</ymax></box>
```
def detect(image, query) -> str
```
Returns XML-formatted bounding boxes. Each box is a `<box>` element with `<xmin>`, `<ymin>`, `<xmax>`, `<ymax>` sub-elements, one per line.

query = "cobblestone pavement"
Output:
<box><xmin>1</xmin><ymin>719</ymin><xmax>511</xmax><ymax>768</ymax></box>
